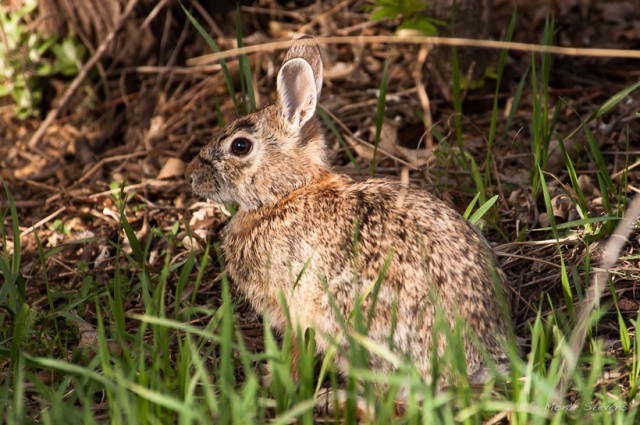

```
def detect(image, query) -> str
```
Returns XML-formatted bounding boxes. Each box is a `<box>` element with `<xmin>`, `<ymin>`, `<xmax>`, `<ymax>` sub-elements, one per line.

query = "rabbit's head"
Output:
<box><xmin>186</xmin><ymin>37</ymin><xmax>328</xmax><ymax>210</ymax></box>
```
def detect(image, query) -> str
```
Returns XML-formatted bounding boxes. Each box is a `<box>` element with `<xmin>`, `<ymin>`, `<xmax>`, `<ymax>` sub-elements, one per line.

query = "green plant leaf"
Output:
<box><xmin>469</xmin><ymin>195</ymin><xmax>499</xmax><ymax>225</ymax></box>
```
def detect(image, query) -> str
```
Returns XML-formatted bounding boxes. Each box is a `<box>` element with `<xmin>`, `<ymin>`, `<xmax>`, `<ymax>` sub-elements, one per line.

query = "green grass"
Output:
<box><xmin>370</xmin><ymin>58</ymin><xmax>391</xmax><ymax>176</ymax></box>
<box><xmin>1</xmin><ymin>152</ymin><xmax>639</xmax><ymax>424</ymax></box>
<box><xmin>2</xmin><ymin>6</ymin><xmax>640</xmax><ymax>424</ymax></box>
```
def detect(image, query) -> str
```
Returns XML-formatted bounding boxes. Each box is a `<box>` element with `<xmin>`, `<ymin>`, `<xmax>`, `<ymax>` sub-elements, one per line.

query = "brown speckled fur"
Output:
<box><xmin>186</xmin><ymin>37</ymin><xmax>510</xmax><ymax>386</ymax></box>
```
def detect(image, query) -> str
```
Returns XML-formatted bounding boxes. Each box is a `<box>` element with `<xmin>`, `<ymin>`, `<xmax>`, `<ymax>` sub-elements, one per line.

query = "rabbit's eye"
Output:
<box><xmin>230</xmin><ymin>138</ymin><xmax>253</xmax><ymax>156</ymax></box>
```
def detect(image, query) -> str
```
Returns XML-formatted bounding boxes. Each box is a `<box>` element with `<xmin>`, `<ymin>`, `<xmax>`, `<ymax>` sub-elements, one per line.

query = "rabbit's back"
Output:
<box><xmin>223</xmin><ymin>172</ymin><xmax>509</xmax><ymax>379</ymax></box>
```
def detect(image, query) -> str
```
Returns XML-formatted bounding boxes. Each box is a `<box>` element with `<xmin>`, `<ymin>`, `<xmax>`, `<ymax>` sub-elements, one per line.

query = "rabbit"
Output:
<box><xmin>185</xmin><ymin>36</ymin><xmax>511</xmax><ymax>388</ymax></box>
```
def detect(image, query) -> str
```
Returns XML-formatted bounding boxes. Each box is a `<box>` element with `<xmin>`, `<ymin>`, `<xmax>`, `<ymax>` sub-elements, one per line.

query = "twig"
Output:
<box><xmin>19</xmin><ymin>207</ymin><xmax>67</xmax><ymax>238</ymax></box>
<box><xmin>320</xmin><ymin>106</ymin><xmax>419</xmax><ymax>170</ymax></box>
<box><xmin>495</xmin><ymin>252</ymin><xmax>563</xmax><ymax>269</ymax></box>
<box><xmin>611</xmin><ymin>158</ymin><xmax>640</xmax><ymax>180</ymax></box>
<box><xmin>88</xmin><ymin>179</ymin><xmax>185</xmax><ymax>199</ymax></box>
<box><xmin>297</xmin><ymin>0</ymin><xmax>355</xmax><ymax>33</ymax></box>
<box><xmin>73</xmin><ymin>151</ymin><xmax>149</xmax><ymax>186</ymax></box>
<box><xmin>27</xmin><ymin>0</ymin><xmax>142</xmax><ymax>149</ymax></box>
<box><xmin>495</xmin><ymin>235</ymin><xmax>582</xmax><ymax>249</ymax></box>
<box><xmin>241</xmin><ymin>6</ymin><xmax>306</xmax><ymax>22</ymax></box>
<box><xmin>414</xmin><ymin>45</ymin><xmax>433</xmax><ymax>149</ymax></box>
<box><xmin>187</xmin><ymin>35</ymin><xmax>640</xmax><ymax>67</ymax></box>
<box><xmin>106</xmin><ymin>0</ymin><xmax>170</xmax><ymax>75</ymax></box>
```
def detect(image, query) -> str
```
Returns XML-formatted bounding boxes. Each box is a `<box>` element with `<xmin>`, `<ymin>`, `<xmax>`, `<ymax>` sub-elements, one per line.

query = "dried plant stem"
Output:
<box><xmin>188</xmin><ymin>35</ymin><xmax>640</xmax><ymax>67</ymax></box>
<box><xmin>559</xmin><ymin>194</ymin><xmax>640</xmax><ymax>394</ymax></box>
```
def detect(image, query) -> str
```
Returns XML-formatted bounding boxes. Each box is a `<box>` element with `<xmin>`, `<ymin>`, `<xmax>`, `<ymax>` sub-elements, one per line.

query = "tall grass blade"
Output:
<box><xmin>533</xmin><ymin>215</ymin><xmax>619</xmax><ymax>232</ymax></box>
<box><xmin>469</xmin><ymin>194</ymin><xmax>499</xmax><ymax>225</ymax></box>
<box><xmin>556</xmin><ymin>132</ymin><xmax>589</xmax><ymax>210</ymax></box>
<box><xmin>174</xmin><ymin>251</ymin><xmax>195</xmax><ymax>316</ymax></box>
<box><xmin>450</xmin><ymin>1</ymin><xmax>468</xmax><ymax>174</ymax></box>
<box><xmin>462</xmin><ymin>192</ymin><xmax>481</xmax><ymax>219</ymax></box>
<box><xmin>486</xmin><ymin>8</ymin><xmax>517</xmax><ymax>187</ymax></box>
<box><xmin>187</xmin><ymin>337</ymin><xmax>219</xmax><ymax>417</ymax></box>
<box><xmin>584</xmin><ymin>125</ymin><xmax>616</xmax><ymax>217</ymax></box>
<box><xmin>236</xmin><ymin>4</ymin><xmax>256</xmax><ymax>113</ymax></box>
<box><xmin>559</xmin><ymin>254</ymin><xmax>575</xmax><ymax>321</ymax></box>
<box><xmin>577</xmin><ymin>80</ymin><xmax>640</xmax><ymax>142</ymax></box>
<box><xmin>502</xmin><ymin>68</ymin><xmax>528</xmax><ymax>141</ymax></box>
<box><xmin>3</xmin><ymin>181</ymin><xmax>20</xmax><ymax>274</ymax></box>
<box><xmin>181</xmin><ymin>2</ymin><xmax>239</xmax><ymax>114</ymax></box>
<box><xmin>370</xmin><ymin>58</ymin><xmax>390</xmax><ymax>176</ymax></box>
<box><xmin>565</xmin><ymin>80</ymin><xmax>640</xmax><ymax>143</ymax></box>
<box><xmin>538</xmin><ymin>164</ymin><xmax>559</xmax><ymax>240</ymax></box>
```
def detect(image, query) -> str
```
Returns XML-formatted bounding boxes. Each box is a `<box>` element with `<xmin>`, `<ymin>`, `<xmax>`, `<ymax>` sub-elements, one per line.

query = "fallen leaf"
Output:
<box><xmin>324</xmin><ymin>62</ymin><xmax>355</xmax><ymax>80</ymax></box>
<box><xmin>346</xmin><ymin>118</ymin><xmax>431</xmax><ymax>167</ymax></box>
<box><xmin>157</xmin><ymin>157</ymin><xmax>185</xmax><ymax>180</ymax></box>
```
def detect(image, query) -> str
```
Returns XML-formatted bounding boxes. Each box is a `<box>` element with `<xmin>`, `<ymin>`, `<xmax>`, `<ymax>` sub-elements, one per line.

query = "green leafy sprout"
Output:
<box><xmin>364</xmin><ymin>0</ymin><xmax>447</xmax><ymax>35</ymax></box>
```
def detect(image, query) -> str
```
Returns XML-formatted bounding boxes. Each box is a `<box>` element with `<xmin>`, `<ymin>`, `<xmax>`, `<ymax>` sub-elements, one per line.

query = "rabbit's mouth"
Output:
<box><xmin>186</xmin><ymin>157</ymin><xmax>221</xmax><ymax>200</ymax></box>
<box><xmin>190</xmin><ymin>182</ymin><xmax>227</xmax><ymax>205</ymax></box>
<box><xmin>205</xmin><ymin>191</ymin><xmax>231</xmax><ymax>205</ymax></box>
<box><xmin>190</xmin><ymin>175</ymin><xmax>237</xmax><ymax>207</ymax></box>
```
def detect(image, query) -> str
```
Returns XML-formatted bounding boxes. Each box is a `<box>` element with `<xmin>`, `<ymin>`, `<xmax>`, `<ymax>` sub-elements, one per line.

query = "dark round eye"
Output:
<box><xmin>230</xmin><ymin>138</ymin><xmax>253</xmax><ymax>156</ymax></box>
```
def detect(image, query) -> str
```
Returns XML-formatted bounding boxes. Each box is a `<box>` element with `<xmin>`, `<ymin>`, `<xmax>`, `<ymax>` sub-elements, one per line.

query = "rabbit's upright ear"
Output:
<box><xmin>277</xmin><ymin>36</ymin><xmax>323</xmax><ymax>130</ymax></box>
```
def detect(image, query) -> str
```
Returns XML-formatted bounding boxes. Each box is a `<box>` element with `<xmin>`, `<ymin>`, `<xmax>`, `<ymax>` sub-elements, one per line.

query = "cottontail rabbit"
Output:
<box><xmin>186</xmin><ymin>37</ymin><xmax>511</xmax><ymax>386</ymax></box>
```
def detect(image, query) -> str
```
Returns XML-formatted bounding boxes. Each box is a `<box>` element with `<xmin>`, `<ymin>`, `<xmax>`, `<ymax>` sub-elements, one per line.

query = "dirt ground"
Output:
<box><xmin>2</xmin><ymin>0</ymin><xmax>640</xmax><ymax>401</ymax></box>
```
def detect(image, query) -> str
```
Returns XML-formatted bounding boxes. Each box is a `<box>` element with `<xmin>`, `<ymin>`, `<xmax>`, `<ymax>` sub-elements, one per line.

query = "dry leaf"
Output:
<box><xmin>14</xmin><ymin>162</ymin><xmax>42</xmax><ymax>179</ymax></box>
<box><xmin>157</xmin><ymin>158</ymin><xmax>185</xmax><ymax>180</ymax></box>
<box><xmin>189</xmin><ymin>202</ymin><xmax>218</xmax><ymax>229</ymax></box>
<box><xmin>324</xmin><ymin>62</ymin><xmax>355</xmax><ymax>80</ymax></box>
<box><xmin>346</xmin><ymin>118</ymin><xmax>431</xmax><ymax>167</ymax></box>
<box><xmin>182</xmin><ymin>229</ymin><xmax>209</xmax><ymax>251</ymax></box>
<box><xmin>551</xmin><ymin>194</ymin><xmax>572</xmax><ymax>222</ymax></box>
<box><xmin>578</xmin><ymin>174</ymin><xmax>600</xmax><ymax>198</ymax></box>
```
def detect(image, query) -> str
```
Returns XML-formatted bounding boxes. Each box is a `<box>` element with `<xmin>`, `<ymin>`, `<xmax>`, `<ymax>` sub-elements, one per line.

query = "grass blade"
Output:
<box><xmin>486</xmin><ymin>8</ymin><xmax>517</xmax><ymax>187</ymax></box>
<box><xmin>502</xmin><ymin>68</ymin><xmax>528</xmax><ymax>142</ymax></box>
<box><xmin>181</xmin><ymin>2</ymin><xmax>239</xmax><ymax>115</ymax></box>
<box><xmin>533</xmin><ymin>215</ymin><xmax>619</xmax><ymax>232</ymax></box>
<box><xmin>3</xmin><ymin>181</ymin><xmax>20</xmax><ymax>274</ymax></box>
<box><xmin>370</xmin><ymin>58</ymin><xmax>390</xmax><ymax>176</ymax></box>
<box><xmin>565</xmin><ymin>79</ymin><xmax>640</xmax><ymax>141</ymax></box>
<box><xmin>462</xmin><ymin>192</ymin><xmax>481</xmax><ymax>220</ymax></box>
<box><xmin>469</xmin><ymin>194</ymin><xmax>499</xmax><ymax>225</ymax></box>
<box><xmin>236</xmin><ymin>4</ymin><xmax>256</xmax><ymax>113</ymax></box>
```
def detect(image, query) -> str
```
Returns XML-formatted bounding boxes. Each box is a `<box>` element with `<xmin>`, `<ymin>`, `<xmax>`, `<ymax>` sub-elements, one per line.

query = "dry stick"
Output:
<box><xmin>297</xmin><ymin>0</ymin><xmax>355</xmax><ymax>33</ymax></box>
<box><xmin>19</xmin><ymin>207</ymin><xmax>67</xmax><ymax>238</ymax></box>
<box><xmin>27</xmin><ymin>0</ymin><xmax>142</xmax><ymax>150</ymax></box>
<box><xmin>559</xmin><ymin>193</ymin><xmax>640</xmax><ymax>395</ymax></box>
<box><xmin>74</xmin><ymin>151</ymin><xmax>149</xmax><ymax>186</ymax></box>
<box><xmin>88</xmin><ymin>179</ymin><xmax>182</xmax><ymax>200</ymax></box>
<box><xmin>414</xmin><ymin>46</ymin><xmax>434</xmax><ymax>150</ymax></box>
<box><xmin>187</xmin><ymin>35</ymin><xmax>640</xmax><ymax>66</ymax></box>
<box><xmin>107</xmin><ymin>0</ymin><xmax>170</xmax><ymax>74</ymax></box>
<box><xmin>241</xmin><ymin>6</ymin><xmax>306</xmax><ymax>22</ymax></box>
<box><xmin>611</xmin><ymin>158</ymin><xmax>640</xmax><ymax>180</ymax></box>
<box><xmin>321</xmin><ymin>106</ymin><xmax>418</xmax><ymax>169</ymax></box>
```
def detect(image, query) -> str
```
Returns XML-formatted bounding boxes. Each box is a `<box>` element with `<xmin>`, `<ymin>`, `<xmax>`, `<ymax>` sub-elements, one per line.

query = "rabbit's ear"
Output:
<box><xmin>277</xmin><ymin>57</ymin><xmax>318</xmax><ymax>129</ymax></box>
<box><xmin>277</xmin><ymin>36</ymin><xmax>323</xmax><ymax>130</ymax></box>
<box><xmin>283</xmin><ymin>36</ymin><xmax>323</xmax><ymax>97</ymax></box>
